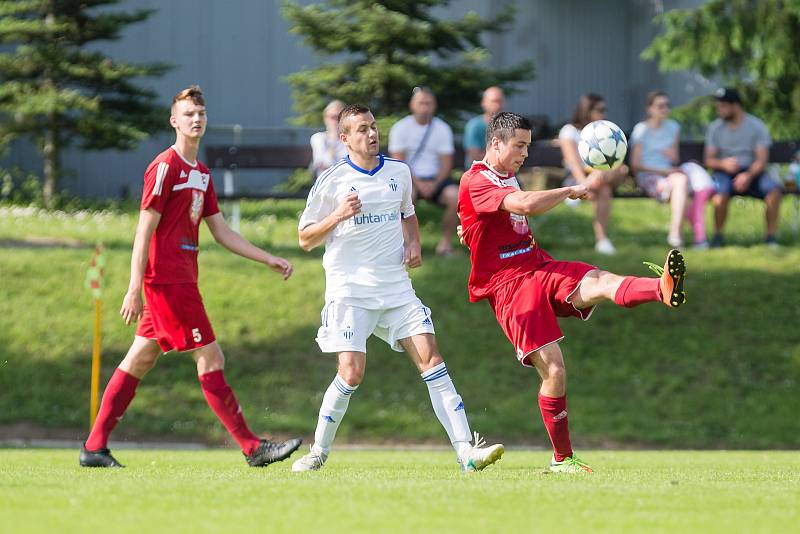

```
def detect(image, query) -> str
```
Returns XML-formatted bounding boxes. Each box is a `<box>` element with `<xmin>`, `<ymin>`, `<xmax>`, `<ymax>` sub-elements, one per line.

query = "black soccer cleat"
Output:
<box><xmin>245</xmin><ymin>438</ymin><xmax>303</xmax><ymax>467</ymax></box>
<box><xmin>80</xmin><ymin>444</ymin><xmax>125</xmax><ymax>468</ymax></box>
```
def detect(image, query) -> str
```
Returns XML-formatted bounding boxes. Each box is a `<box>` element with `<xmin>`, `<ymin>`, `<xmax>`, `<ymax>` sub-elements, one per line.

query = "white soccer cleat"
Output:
<box><xmin>291</xmin><ymin>447</ymin><xmax>328</xmax><ymax>472</ymax></box>
<box><xmin>459</xmin><ymin>432</ymin><xmax>505</xmax><ymax>472</ymax></box>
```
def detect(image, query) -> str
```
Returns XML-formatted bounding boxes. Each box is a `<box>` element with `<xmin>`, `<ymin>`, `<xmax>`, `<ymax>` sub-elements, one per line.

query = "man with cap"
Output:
<box><xmin>703</xmin><ymin>87</ymin><xmax>783</xmax><ymax>247</ymax></box>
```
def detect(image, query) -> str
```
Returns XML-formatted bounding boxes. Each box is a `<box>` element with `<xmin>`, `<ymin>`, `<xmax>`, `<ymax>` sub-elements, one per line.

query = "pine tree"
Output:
<box><xmin>643</xmin><ymin>0</ymin><xmax>800</xmax><ymax>140</ymax></box>
<box><xmin>282</xmin><ymin>0</ymin><xmax>534</xmax><ymax>127</ymax></box>
<box><xmin>0</xmin><ymin>0</ymin><xmax>170</xmax><ymax>205</ymax></box>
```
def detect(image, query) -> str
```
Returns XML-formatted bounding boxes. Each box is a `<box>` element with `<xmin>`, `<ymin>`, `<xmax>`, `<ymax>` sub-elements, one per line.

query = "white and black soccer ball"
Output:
<box><xmin>578</xmin><ymin>120</ymin><xmax>628</xmax><ymax>170</ymax></box>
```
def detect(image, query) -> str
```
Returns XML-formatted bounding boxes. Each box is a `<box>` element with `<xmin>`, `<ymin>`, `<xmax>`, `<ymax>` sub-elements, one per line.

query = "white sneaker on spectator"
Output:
<box><xmin>595</xmin><ymin>238</ymin><xmax>616</xmax><ymax>255</ymax></box>
<box><xmin>692</xmin><ymin>241</ymin><xmax>709</xmax><ymax>250</ymax></box>
<box><xmin>667</xmin><ymin>235</ymin><xmax>684</xmax><ymax>248</ymax></box>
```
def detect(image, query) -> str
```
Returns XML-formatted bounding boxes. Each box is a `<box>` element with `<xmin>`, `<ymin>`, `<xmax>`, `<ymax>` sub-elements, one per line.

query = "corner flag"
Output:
<box><xmin>86</xmin><ymin>244</ymin><xmax>106</xmax><ymax>428</ymax></box>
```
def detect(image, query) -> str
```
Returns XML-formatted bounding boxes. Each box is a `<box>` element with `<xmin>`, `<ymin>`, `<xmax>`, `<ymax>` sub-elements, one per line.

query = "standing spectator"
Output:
<box><xmin>704</xmin><ymin>87</ymin><xmax>782</xmax><ymax>247</ymax></box>
<box><xmin>463</xmin><ymin>86</ymin><xmax>506</xmax><ymax>165</ymax></box>
<box><xmin>559</xmin><ymin>93</ymin><xmax>629</xmax><ymax>255</ymax></box>
<box><xmin>630</xmin><ymin>91</ymin><xmax>690</xmax><ymax>248</ymax></box>
<box><xmin>389</xmin><ymin>87</ymin><xmax>458</xmax><ymax>256</ymax></box>
<box><xmin>310</xmin><ymin>100</ymin><xmax>348</xmax><ymax>180</ymax></box>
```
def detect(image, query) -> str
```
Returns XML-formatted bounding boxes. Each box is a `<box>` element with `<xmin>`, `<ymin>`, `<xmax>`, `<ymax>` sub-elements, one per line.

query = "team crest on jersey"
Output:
<box><xmin>342</xmin><ymin>325</ymin><xmax>354</xmax><ymax>341</ymax></box>
<box><xmin>189</xmin><ymin>190</ymin><xmax>204</xmax><ymax>224</ymax></box>
<box><xmin>174</xmin><ymin>169</ymin><xmax>210</xmax><ymax>192</ymax></box>
<box><xmin>510</xmin><ymin>213</ymin><xmax>529</xmax><ymax>235</ymax></box>
<box><xmin>388</xmin><ymin>177</ymin><xmax>398</xmax><ymax>192</ymax></box>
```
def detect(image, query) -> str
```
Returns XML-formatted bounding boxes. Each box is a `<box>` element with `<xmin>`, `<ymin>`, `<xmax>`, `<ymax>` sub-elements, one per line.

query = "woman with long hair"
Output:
<box><xmin>559</xmin><ymin>93</ymin><xmax>628</xmax><ymax>255</ymax></box>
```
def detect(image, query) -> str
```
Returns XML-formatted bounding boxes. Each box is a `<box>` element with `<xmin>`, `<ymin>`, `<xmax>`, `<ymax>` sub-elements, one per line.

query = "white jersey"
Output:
<box><xmin>299</xmin><ymin>154</ymin><xmax>417</xmax><ymax>307</ymax></box>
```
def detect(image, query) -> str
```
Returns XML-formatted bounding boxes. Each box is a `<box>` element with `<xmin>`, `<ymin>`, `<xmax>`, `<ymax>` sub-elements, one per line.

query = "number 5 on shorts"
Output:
<box><xmin>192</xmin><ymin>328</ymin><xmax>202</xmax><ymax>342</ymax></box>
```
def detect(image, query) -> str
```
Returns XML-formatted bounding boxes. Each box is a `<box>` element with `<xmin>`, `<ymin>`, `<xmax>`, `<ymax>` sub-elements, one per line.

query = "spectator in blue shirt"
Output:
<box><xmin>463</xmin><ymin>87</ymin><xmax>505</xmax><ymax>166</ymax></box>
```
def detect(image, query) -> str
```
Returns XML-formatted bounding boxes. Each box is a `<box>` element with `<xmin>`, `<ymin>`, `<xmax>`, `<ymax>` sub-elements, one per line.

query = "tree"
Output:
<box><xmin>0</xmin><ymin>0</ymin><xmax>170</xmax><ymax>205</ymax></box>
<box><xmin>643</xmin><ymin>0</ymin><xmax>800</xmax><ymax>140</ymax></box>
<box><xmin>282</xmin><ymin>0</ymin><xmax>534</xmax><ymax>128</ymax></box>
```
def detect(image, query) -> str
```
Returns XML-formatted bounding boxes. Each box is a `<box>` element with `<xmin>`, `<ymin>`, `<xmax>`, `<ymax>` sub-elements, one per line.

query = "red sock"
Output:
<box><xmin>538</xmin><ymin>393</ymin><xmax>573</xmax><ymax>462</ymax></box>
<box><xmin>198</xmin><ymin>370</ymin><xmax>261</xmax><ymax>455</ymax></box>
<box><xmin>85</xmin><ymin>368</ymin><xmax>140</xmax><ymax>451</ymax></box>
<box><xmin>614</xmin><ymin>276</ymin><xmax>661</xmax><ymax>308</ymax></box>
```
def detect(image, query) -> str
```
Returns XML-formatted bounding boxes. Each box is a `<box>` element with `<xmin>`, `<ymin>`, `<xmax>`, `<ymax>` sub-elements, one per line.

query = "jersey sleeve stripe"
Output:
<box><xmin>481</xmin><ymin>171</ymin><xmax>509</xmax><ymax>191</ymax></box>
<box><xmin>153</xmin><ymin>162</ymin><xmax>169</xmax><ymax>196</ymax></box>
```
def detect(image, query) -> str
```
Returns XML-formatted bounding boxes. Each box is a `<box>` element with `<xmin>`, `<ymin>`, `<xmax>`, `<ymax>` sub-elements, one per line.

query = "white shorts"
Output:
<box><xmin>315</xmin><ymin>297</ymin><xmax>435</xmax><ymax>353</ymax></box>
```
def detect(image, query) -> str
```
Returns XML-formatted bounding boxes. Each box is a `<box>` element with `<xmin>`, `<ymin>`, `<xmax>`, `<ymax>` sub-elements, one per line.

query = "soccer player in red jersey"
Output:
<box><xmin>79</xmin><ymin>86</ymin><xmax>302</xmax><ymax>468</ymax></box>
<box><xmin>458</xmin><ymin>112</ymin><xmax>686</xmax><ymax>473</ymax></box>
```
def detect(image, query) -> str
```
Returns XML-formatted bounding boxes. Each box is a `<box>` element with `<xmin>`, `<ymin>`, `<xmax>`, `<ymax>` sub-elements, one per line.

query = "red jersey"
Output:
<box><xmin>140</xmin><ymin>146</ymin><xmax>220</xmax><ymax>284</ymax></box>
<box><xmin>458</xmin><ymin>161</ymin><xmax>550</xmax><ymax>302</ymax></box>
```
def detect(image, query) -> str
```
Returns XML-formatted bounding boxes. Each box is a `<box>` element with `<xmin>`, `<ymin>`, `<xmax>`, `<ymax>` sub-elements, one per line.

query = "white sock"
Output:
<box><xmin>311</xmin><ymin>374</ymin><xmax>357</xmax><ymax>456</ymax></box>
<box><xmin>421</xmin><ymin>362</ymin><xmax>472</xmax><ymax>457</ymax></box>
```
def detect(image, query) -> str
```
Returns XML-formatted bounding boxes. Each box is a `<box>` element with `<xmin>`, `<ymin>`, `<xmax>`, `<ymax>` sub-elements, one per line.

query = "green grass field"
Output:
<box><xmin>1</xmin><ymin>448</ymin><xmax>798</xmax><ymax>533</ymax></box>
<box><xmin>1</xmin><ymin>199</ymin><xmax>800</xmax><ymax>449</ymax></box>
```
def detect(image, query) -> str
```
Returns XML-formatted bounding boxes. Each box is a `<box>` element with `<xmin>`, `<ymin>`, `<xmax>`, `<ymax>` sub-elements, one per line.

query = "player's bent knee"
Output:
<box><xmin>338</xmin><ymin>367</ymin><xmax>364</xmax><ymax>387</ymax></box>
<box><xmin>193</xmin><ymin>342</ymin><xmax>225</xmax><ymax>374</ymax></box>
<box><xmin>418</xmin><ymin>353</ymin><xmax>444</xmax><ymax>372</ymax></box>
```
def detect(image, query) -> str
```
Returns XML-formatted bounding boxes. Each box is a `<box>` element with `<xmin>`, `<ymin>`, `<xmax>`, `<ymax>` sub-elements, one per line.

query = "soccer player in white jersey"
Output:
<box><xmin>292</xmin><ymin>104</ymin><xmax>504</xmax><ymax>472</ymax></box>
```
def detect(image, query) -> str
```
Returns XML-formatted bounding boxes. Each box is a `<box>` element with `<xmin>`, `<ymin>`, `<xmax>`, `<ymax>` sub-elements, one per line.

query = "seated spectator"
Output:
<box><xmin>310</xmin><ymin>100</ymin><xmax>347</xmax><ymax>179</ymax></box>
<box><xmin>389</xmin><ymin>87</ymin><xmax>458</xmax><ymax>256</ymax></box>
<box><xmin>704</xmin><ymin>87</ymin><xmax>782</xmax><ymax>247</ymax></box>
<box><xmin>630</xmin><ymin>91</ymin><xmax>690</xmax><ymax>248</ymax></box>
<box><xmin>463</xmin><ymin>86</ymin><xmax>505</xmax><ymax>166</ymax></box>
<box><xmin>559</xmin><ymin>93</ymin><xmax>629</xmax><ymax>255</ymax></box>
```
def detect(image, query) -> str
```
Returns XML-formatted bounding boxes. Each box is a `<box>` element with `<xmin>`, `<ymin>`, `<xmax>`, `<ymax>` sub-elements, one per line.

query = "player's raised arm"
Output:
<box><xmin>501</xmin><ymin>185</ymin><xmax>587</xmax><ymax>217</ymax></box>
<box><xmin>298</xmin><ymin>192</ymin><xmax>361</xmax><ymax>251</ymax></box>
<box><xmin>205</xmin><ymin>212</ymin><xmax>293</xmax><ymax>280</ymax></box>
<box><xmin>120</xmin><ymin>208</ymin><xmax>161</xmax><ymax>325</ymax></box>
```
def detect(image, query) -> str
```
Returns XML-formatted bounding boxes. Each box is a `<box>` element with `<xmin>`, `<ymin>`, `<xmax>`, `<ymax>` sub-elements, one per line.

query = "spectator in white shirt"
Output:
<box><xmin>310</xmin><ymin>100</ymin><xmax>348</xmax><ymax>180</ymax></box>
<box><xmin>389</xmin><ymin>87</ymin><xmax>457</xmax><ymax>256</ymax></box>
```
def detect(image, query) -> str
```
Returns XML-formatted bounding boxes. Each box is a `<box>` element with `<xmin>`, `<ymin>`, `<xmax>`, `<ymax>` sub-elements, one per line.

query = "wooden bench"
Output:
<box><xmin>206</xmin><ymin>140</ymin><xmax>799</xmax><ymax>231</ymax></box>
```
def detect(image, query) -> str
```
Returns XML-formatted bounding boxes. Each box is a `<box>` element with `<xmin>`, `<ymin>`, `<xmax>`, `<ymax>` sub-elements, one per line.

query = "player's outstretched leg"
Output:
<box><xmin>415</xmin><ymin>353</ymin><xmax>504</xmax><ymax>472</ymax></box>
<box><xmin>293</xmin><ymin>373</ymin><xmax>358</xmax><ymax>472</ymax></box>
<box><xmin>195</xmin><ymin>344</ymin><xmax>302</xmax><ymax>467</ymax></box>
<box><xmin>80</xmin><ymin>341</ymin><xmax>153</xmax><ymax>468</ymax></box>
<box><xmin>610</xmin><ymin>249</ymin><xmax>687</xmax><ymax>309</ymax></box>
<box><xmin>80</xmin><ymin>368</ymin><xmax>139</xmax><ymax>467</ymax></box>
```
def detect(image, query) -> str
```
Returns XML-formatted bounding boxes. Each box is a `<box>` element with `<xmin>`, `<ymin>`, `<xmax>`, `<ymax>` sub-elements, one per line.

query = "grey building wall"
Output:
<box><xmin>3</xmin><ymin>0</ymin><xmax>706</xmax><ymax>198</ymax></box>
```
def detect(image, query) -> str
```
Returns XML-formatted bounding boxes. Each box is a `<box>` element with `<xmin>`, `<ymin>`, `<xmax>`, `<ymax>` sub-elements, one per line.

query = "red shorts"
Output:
<box><xmin>488</xmin><ymin>260</ymin><xmax>597</xmax><ymax>367</ymax></box>
<box><xmin>136</xmin><ymin>283</ymin><xmax>216</xmax><ymax>352</ymax></box>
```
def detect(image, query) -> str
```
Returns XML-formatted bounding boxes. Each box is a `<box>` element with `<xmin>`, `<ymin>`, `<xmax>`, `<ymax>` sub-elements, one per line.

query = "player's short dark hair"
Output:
<box><xmin>486</xmin><ymin>112</ymin><xmax>532</xmax><ymax>144</ymax></box>
<box><xmin>172</xmin><ymin>85</ymin><xmax>204</xmax><ymax>110</ymax></box>
<box><xmin>338</xmin><ymin>104</ymin><xmax>371</xmax><ymax>134</ymax></box>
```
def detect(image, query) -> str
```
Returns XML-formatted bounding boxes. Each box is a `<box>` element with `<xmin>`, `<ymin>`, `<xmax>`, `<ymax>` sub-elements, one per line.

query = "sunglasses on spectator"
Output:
<box><xmin>592</xmin><ymin>106</ymin><xmax>607</xmax><ymax>113</ymax></box>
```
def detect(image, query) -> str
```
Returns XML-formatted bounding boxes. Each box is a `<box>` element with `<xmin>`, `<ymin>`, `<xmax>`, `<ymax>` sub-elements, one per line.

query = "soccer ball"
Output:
<box><xmin>578</xmin><ymin>120</ymin><xmax>628</xmax><ymax>170</ymax></box>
